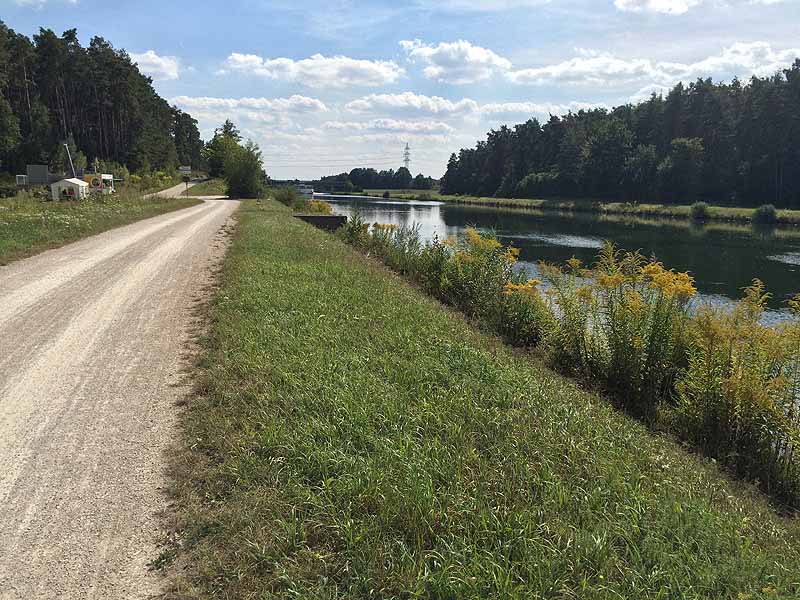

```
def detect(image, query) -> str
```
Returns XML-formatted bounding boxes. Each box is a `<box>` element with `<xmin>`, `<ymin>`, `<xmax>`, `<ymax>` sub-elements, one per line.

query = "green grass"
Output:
<box><xmin>170</xmin><ymin>199</ymin><xmax>800</xmax><ymax>599</ymax></box>
<box><xmin>188</xmin><ymin>178</ymin><xmax>227</xmax><ymax>196</ymax></box>
<box><xmin>0</xmin><ymin>188</ymin><xmax>200</xmax><ymax>264</ymax></box>
<box><xmin>365</xmin><ymin>189</ymin><xmax>800</xmax><ymax>225</ymax></box>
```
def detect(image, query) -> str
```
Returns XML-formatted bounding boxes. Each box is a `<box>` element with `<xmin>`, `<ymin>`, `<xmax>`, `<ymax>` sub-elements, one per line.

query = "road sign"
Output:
<box><xmin>179</xmin><ymin>165</ymin><xmax>191</xmax><ymax>174</ymax></box>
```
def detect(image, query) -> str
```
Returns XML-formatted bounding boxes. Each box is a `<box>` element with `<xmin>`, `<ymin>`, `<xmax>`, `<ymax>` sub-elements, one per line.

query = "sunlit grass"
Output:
<box><xmin>170</xmin><ymin>200</ymin><xmax>800</xmax><ymax>599</ymax></box>
<box><xmin>0</xmin><ymin>187</ymin><xmax>199</xmax><ymax>264</ymax></box>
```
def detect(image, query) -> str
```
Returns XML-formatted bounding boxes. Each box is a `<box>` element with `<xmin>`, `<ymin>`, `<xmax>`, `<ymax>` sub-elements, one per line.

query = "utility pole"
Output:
<box><xmin>64</xmin><ymin>143</ymin><xmax>76</xmax><ymax>178</ymax></box>
<box><xmin>403</xmin><ymin>143</ymin><xmax>411</xmax><ymax>171</ymax></box>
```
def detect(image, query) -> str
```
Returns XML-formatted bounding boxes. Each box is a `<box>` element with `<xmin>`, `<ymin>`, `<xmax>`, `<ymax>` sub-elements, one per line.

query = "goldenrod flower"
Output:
<box><xmin>787</xmin><ymin>293</ymin><xmax>800</xmax><ymax>314</ymax></box>
<box><xmin>597</xmin><ymin>272</ymin><xmax>625</xmax><ymax>288</ymax></box>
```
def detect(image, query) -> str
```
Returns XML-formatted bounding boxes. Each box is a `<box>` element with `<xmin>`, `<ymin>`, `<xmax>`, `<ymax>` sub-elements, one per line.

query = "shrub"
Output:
<box><xmin>272</xmin><ymin>187</ymin><xmax>299</xmax><ymax>207</ymax></box>
<box><xmin>753</xmin><ymin>204</ymin><xmax>777</xmax><ymax>224</ymax></box>
<box><xmin>305</xmin><ymin>200</ymin><xmax>333</xmax><ymax>214</ymax></box>
<box><xmin>670</xmin><ymin>283</ymin><xmax>800</xmax><ymax>503</ymax></box>
<box><xmin>224</xmin><ymin>141</ymin><xmax>264</xmax><ymax>199</ymax></box>
<box><xmin>382</xmin><ymin>191</ymin><xmax>391</xmax><ymax>199</ymax></box>
<box><xmin>690</xmin><ymin>201</ymin><xmax>711</xmax><ymax>221</ymax></box>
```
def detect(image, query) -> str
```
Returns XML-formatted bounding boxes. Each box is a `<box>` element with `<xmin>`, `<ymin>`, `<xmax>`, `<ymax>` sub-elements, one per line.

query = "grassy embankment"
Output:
<box><xmin>0</xmin><ymin>186</ymin><xmax>199</xmax><ymax>265</ymax></box>
<box><xmin>187</xmin><ymin>178</ymin><xmax>228</xmax><ymax>196</ymax></box>
<box><xmin>365</xmin><ymin>189</ymin><xmax>800</xmax><ymax>225</ymax></box>
<box><xmin>170</xmin><ymin>199</ymin><xmax>800</xmax><ymax>599</ymax></box>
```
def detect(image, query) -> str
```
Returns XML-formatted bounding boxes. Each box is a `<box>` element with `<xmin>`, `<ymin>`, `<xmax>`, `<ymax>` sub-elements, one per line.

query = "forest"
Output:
<box><xmin>314</xmin><ymin>167</ymin><xmax>437</xmax><ymax>192</ymax></box>
<box><xmin>0</xmin><ymin>22</ymin><xmax>203</xmax><ymax>179</ymax></box>
<box><xmin>441</xmin><ymin>61</ymin><xmax>800</xmax><ymax>209</ymax></box>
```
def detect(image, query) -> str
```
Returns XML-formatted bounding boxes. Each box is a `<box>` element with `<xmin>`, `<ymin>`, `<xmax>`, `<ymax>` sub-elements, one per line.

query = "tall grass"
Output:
<box><xmin>340</xmin><ymin>216</ymin><xmax>800</xmax><ymax>507</ymax></box>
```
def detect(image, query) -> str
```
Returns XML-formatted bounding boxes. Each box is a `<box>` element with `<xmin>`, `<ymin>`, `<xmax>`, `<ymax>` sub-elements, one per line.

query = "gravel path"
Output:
<box><xmin>0</xmin><ymin>187</ymin><xmax>238</xmax><ymax>599</ymax></box>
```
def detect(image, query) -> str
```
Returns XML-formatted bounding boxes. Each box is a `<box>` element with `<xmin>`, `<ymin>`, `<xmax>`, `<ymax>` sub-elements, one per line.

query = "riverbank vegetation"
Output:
<box><xmin>169</xmin><ymin>199</ymin><xmax>800</xmax><ymax>598</ymax></box>
<box><xmin>341</xmin><ymin>217</ymin><xmax>800</xmax><ymax>507</ymax></box>
<box><xmin>440</xmin><ymin>64</ymin><xmax>800</xmax><ymax>210</ymax></box>
<box><xmin>367</xmin><ymin>189</ymin><xmax>800</xmax><ymax>225</ymax></box>
<box><xmin>0</xmin><ymin>186</ymin><xmax>199</xmax><ymax>264</ymax></box>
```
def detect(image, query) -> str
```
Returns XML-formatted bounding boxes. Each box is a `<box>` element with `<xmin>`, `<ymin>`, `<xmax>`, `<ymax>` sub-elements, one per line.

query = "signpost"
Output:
<box><xmin>179</xmin><ymin>166</ymin><xmax>192</xmax><ymax>197</ymax></box>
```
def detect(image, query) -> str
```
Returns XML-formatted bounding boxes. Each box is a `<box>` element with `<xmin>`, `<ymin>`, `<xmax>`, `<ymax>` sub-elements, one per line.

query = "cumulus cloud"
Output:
<box><xmin>346</xmin><ymin>92</ymin><xmax>480</xmax><ymax>115</ymax></box>
<box><xmin>322</xmin><ymin>119</ymin><xmax>454</xmax><ymax>134</ymax></box>
<box><xmin>508</xmin><ymin>42</ymin><xmax>800</xmax><ymax>87</ymax></box>
<box><xmin>130</xmin><ymin>50</ymin><xmax>181</xmax><ymax>81</ymax></box>
<box><xmin>169</xmin><ymin>95</ymin><xmax>328</xmax><ymax>113</ymax></box>
<box><xmin>481</xmin><ymin>101</ymin><xmax>607</xmax><ymax>116</ymax></box>
<box><xmin>219</xmin><ymin>52</ymin><xmax>403</xmax><ymax>88</ymax></box>
<box><xmin>400</xmin><ymin>39</ymin><xmax>511</xmax><ymax>84</ymax></box>
<box><xmin>614</xmin><ymin>0</ymin><xmax>785</xmax><ymax>14</ymax></box>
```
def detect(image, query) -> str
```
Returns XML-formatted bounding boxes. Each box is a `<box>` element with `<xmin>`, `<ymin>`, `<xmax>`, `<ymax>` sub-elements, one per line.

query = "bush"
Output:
<box><xmin>382</xmin><ymin>191</ymin><xmax>391</xmax><ymax>199</ymax></box>
<box><xmin>690</xmin><ymin>201</ymin><xmax>711</xmax><ymax>221</ymax></box>
<box><xmin>753</xmin><ymin>204</ymin><xmax>777</xmax><ymax>224</ymax></box>
<box><xmin>305</xmin><ymin>200</ymin><xmax>333</xmax><ymax>214</ymax></box>
<box><xmin>271</xmin><ymin>187</ymin><xmax>299</xmax><ymax>207</ymax></box>
<box><xmin>224</xmin><ymin>141</ymin><xmax>264</xmax><ymax>199</ymax></box>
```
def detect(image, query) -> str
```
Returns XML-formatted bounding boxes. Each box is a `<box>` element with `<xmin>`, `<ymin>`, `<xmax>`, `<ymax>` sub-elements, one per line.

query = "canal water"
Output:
<box><xmin>319</xmin><ymin>195</ymin><xmax>800</xmax><ymax>324</ymax></box>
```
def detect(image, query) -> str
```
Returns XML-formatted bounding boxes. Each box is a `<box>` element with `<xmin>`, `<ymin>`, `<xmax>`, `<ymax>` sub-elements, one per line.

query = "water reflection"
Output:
<box><xmin>320</xmin><ymin>195</ymin><xmax>800</xmax><ymax>324</ymax></box>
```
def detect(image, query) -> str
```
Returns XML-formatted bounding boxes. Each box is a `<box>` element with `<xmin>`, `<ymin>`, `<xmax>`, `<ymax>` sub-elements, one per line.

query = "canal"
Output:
<box><xmin>320</xmin><ymin>195</ymin><xmax>800</xmax><ymax>323</ymax></box>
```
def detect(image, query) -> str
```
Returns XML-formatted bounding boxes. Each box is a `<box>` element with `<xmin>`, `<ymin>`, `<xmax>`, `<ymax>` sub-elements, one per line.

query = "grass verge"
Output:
<box><xmin>365</xmin><ymin>189</ymin><xmax>800</xmax><ymax>225</ymax></box>
<box><xmin>0</xmin><ymin>189</ymin><xmax>200</xmax><ymax>265</ymax></box>
<box><xmin>188</xmin><ymin>179</ymin><xmax>228</xmax><ymax>196</ymax></box>
<box><xmin>170</xmin><ymin>199</ymin><xmax>800</xmax><ymax>599</ymax></box>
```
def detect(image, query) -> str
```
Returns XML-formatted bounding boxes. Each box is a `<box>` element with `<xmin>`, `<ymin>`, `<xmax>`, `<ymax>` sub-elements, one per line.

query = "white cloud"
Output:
<box><xmin>219</xmin><ymin>52</ymin><xmax>404</xmax><ymax>88</ymax></box>
<box><xmin>481</xmin><ymin>101</ymin><xmax>607</xmax><ymax>116</ymax></box>
<box><xmin>508</xmin><ymin>51</ymin><xmax>657</xmax><ymax>86</ymax></box>
<box><xmin>169</xmin><ymin>95</ymin><xmax>328</xmax><ymax>113</ymax></box>
<box><xmin>130</xmin><ymin>50</ymin><xmax>181</xmax><ymax>81</ymax></box>
<box><xmin>400</xmin><ymin>39</ymin><xmax>511</xmax><ymax>84</ymax></box>
<box><xmin>613</xmin><ymin>0</ymin><xmax>701</xmax><ymax>13</ymax></box>
<box><xmin>508</xmin><ymin>42</ymin><xmax>800</xmax><ymax>87</ymax></box>
<box><xmin>614</xmin><ymin>0</ymin><xmax>785</xmax><ymax>14</ymax></box>
<box><xmin>346</xmin><ymin>92</ymin><xmax>480</xmax><ymax>115</ymax></box>
<box><xmin>322</xmin><ymin>119</ymin><xmax>454</xmax><ymax>134</ymax></box>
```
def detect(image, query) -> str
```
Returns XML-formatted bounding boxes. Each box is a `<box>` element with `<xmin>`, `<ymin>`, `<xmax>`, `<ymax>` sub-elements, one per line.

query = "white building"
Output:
<box><xmin>51</xmin><ymin>178</ymin><xmax>89</xmax><ymax>201</ymax></box>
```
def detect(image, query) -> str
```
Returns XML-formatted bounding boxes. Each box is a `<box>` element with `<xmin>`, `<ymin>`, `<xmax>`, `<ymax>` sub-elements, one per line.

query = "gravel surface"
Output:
<box><xmin>0</xmin><ymin>187</ymin><xmax>238</xmax><ymax>599</ymax></box>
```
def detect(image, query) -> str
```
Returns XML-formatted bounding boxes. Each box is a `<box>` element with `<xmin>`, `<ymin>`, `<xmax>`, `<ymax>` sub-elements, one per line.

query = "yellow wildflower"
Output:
<box><xmin>502</xmin><ymin>246</ymin><xmax>521</xmax><ymax>264</ymax></box>
<box><xmin>576</xmin><ymin>285</ymin><xmax>594</xmax><ymax>304</ymax></box>
<box><xmin>567</xmin><ymin>257</ymin><xmax>582</xmax><ymax>272</ymax></box>
<box><xmin>625</xmin><ymin>289</ymin><xmax>646</xmax><ymax>314</ymax></box>
<box><xmin>464</xmin><ymin>227</ymin><xmax>502</xmax><ymax>252</ymax></box>
<box><xmin>597</xmin><ymin>272</ymin><xmax>625</xmax><ymax>289</ymax></box>
<box><xmin>444</xmin><ymin>235</ymin><xmax>458</xmax><ymax>247</ymax></box>
<box><xmin>503</xmin><ymin>280</ymin><xmax>540</xmax><ymax>297</ymax></box>
<box><xmin>786</xmin><ymin>293</ymin><xmax>800</xmax><ymax>314</ymax></box>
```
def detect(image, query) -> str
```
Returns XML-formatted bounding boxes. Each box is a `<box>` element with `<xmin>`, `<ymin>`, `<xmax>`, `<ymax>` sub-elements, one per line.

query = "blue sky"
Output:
<box><xmin>3</xmin><ymin>0</ymin><xmax>799</xmax><ymax>179</ymax></box>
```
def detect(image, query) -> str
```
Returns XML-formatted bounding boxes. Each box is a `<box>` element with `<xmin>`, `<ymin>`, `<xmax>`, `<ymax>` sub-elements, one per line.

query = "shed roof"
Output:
<box><xmin>56</xmin><ymin>178</ymin><xmax>90</xmax><ymax>186</ymax></box>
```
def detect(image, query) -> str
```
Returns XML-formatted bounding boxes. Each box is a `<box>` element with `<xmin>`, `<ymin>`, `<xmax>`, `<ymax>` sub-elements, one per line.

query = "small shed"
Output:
<box><xmin>51</xmin><ymin>178</ymin><xmax>89</xmax><ymax>201</ymax></box>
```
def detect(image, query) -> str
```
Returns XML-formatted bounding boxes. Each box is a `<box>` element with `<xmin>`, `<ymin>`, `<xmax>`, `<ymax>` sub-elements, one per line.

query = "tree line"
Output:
<box><xmin>441</xmin><ymin>61</ymin><xmax>800</xmax><ymax>209</ymax></box>
<box><xmin>0</xmin><ymin>22</ymin><xmax>203</xmax><ymax>177</ymax></box>
<box><xmin>314</xmin><ymin>167</ymin><xmax>437</xmax><ymax>193</ymax></box>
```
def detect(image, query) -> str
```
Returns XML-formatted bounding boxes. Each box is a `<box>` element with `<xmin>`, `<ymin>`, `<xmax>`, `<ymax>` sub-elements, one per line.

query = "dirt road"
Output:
<box><xmin>0</xmin><ymin>187</ymin><xmax>238</xmax><ymax>599</ymax></box>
